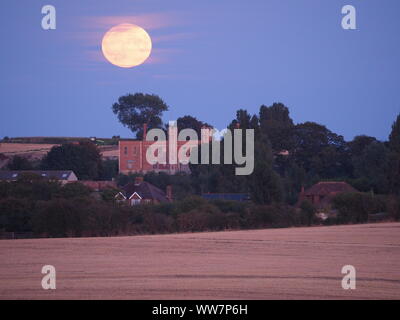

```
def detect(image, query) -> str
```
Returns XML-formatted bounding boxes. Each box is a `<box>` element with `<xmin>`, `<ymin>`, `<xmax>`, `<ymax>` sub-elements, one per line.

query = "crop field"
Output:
<box><xmin>0</xmin><ymin>222</ymin><xmax>399</xmax><ymax>300</ymax></box>
<box><xmin>0</xmin><ymin>143</ymin><xmax>118</xmax><ymax>160</ymax></box>
<box><xmin>0</xmin><ymin>143</ymin><xmax>59</xmax><ymax>159</ymax></box>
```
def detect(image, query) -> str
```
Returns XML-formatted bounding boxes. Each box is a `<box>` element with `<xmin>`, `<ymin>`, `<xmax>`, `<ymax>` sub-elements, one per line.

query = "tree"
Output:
<box><xmin>351</xmin><ymin>141</ymin><xmax>390</xmax><ymax>194</ymax></box>
<box><xmin>348</xmin><ymin>135</ymin><xmax>377</xmax><ymax>157</ymax></box>
<box><xmin>57</xmin><ymin>182</ymin><xmax>92</xmax><ymax>199</ymax></box>
<box><xmin>41</xmin><ymin>142</ymin><xmax>102</xmax><ymax>180</ymax></box>
<box><xmin>248</xmin><ymin>136</ymin><xmax>283</xmax><ymax>204</ymax></box>
<box><xmin>0</xmin><ymin>198</ymin><xmax>33</xmax><ymax>232</ymax></box>
<box><xmin>175</xmin><ymin>115</ymin><xmax>212</xmax><ymax>137</ymax></box>
<box><xmin>388</xmin><ymin>114</ymin><xmax>400</xmax><ymax>194</ymax></box>
<box><xmin>291</xmin><ymin>122</ymin><xmax>350</xmax><ymax>179</ymax></box>
<box><xmin>7</xmin><ymin>156</ymin><xmax>33</xmax><ymax>170</ymax></box>
<box><xmin>299</xmin><ymin>200</ymin><xmax>316</xmax><ymax>226</ymax></box>
<box><xmin>100</xmin><ymin>159</ymin><xmax>119</xmax><ymax>180</ymax></box>
<box><xmin>112</xmin><ymin>93</ymin><xmax>169</xmax><ymax>139</ymax></box>
<box><xmin>259</xmin><ymin>103</ymin><xmax>294</xmax><ymax>151</ymax></box>
<box><xmin>389</xmin><ymin>113</ymin><xmax>400</xmax><ymax>153</ymax></box>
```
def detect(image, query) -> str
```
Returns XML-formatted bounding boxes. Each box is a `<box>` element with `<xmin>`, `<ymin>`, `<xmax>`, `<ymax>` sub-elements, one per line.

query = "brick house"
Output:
<box><xmin>119</xmin><ymin>124</ymin><xmax>200</xmax><ymax>175</ymax></box>
<box><xmin>298</xmin><ymin>181</ymin><xmax>357</xmax><ymax>209</ymax></box>
<box><xmin>115</xmin><ymin>177</ymin><xmax>172</xmax><ymax>206</ymax></box>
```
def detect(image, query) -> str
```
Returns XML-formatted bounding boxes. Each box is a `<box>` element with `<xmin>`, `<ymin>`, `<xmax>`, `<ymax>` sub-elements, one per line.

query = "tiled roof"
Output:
<box><xmin>304</xmin><ymin>181</ymin><xmax>357</xmax><ymax>196</ymax></box>
<box><xmin>122</xmin><ymin>181</ymin><xmax>169</xmax><ymax>202</ymax></box>
<box><xmin>79</xmin><ymin>181</ymin><xmax>117</xmax><ymax>191</ymax></box>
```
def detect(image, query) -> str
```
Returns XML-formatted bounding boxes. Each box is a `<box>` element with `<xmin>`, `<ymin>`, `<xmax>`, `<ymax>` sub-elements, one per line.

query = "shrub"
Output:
<box><xmin>332</xmin><ymin>192</ymin><xmax>387</xmax><ymax>224</ymax></box>
<box><xmin>299</xmin><ymin>200</ymin><xmax>316</xmax><ymax>226</ymax></box>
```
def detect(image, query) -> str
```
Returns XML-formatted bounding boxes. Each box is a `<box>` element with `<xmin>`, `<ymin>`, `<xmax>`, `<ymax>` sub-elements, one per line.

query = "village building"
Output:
<box><xmin>119</xmin><ymin>124</ymin><xmax>199</xmax><ymax>175</ymax></box>
<box><xmin>115</xmin><ymin>176</ymin><xmax>172</xmax><ymax>206</ymax></box>
<box><xmin>0</xmin><ymin>170</ymin><xmax>78</xmax><ymax>184</ymax></box>
<box><xmin>298</xmin><ymin>181</ymin><xmax>357</xmax><ymax>209</ymax></box>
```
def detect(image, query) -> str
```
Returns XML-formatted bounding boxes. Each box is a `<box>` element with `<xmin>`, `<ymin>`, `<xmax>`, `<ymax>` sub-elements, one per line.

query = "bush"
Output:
<box><xmin>332</xmin><ymin>192</ymin><xmax>387</xmax><ymax>224</ymax></box>
<box><xmin>299</xmin><ymin>200</ymin><xmax>316</xmax><ymax>226</ymax></box>
<box><xmin>0</xmin><ymin>198</ymin><xmax>33</xmax><ymax>232</ymax></box>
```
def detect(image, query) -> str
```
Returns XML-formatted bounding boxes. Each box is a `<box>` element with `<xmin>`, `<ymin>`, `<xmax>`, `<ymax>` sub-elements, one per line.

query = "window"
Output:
<box><xmin>124</xmin><ymin>146</ymin><xmax>128</xmax><ymax>155</ymax></box>
<box><xmin>127</xmin><ymin>160</ymin><xmax>134</xmax><ymax>169</ymax></box>
<box><xmin>131</xmin><ymin>199</ymin><xmax>141</xmax><ymax>205</ymax></box>
<box><xmin>62</xmin><ymin>173</ymin><xmax>68</xmax><ymax>178</ymax></box>
<box><xmin>133</xmin><ymin>146</ymin><xmax>137</xmax><ymax>155</ymax></box>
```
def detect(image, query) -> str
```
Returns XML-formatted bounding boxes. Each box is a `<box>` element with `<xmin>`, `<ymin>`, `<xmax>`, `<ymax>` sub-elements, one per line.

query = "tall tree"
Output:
<box><xmin>348</xmin><ymin>135</ymin><xmax>377</xmax><ymax>157</ymax></box>
<box><xmin>41</xmin><ymin>142</ymin><xmax>102</xmax><ymax>180</ymax></box>
<box><xmin>175</xmin><ymin>115</ymin><xmax>212</xmax><ymax>137</ymax></box>
<box><xmin>389</xmin><ymin>113</ymin><xmax>400</xmax><ymax>153</ymax></box>
<box><xmin>291</xmin><ymin>122</ymin><xmax>350</xmax><ymax>179</ymax></box>
<box><xmin>112</xmin><ymin>93</ymin><xmax>169</xmax><ymax>139</ymax></box>
<box><xmin>248</xmin><ymin>136</ymin><xmax>283</xmax><ymax>204</ymax></box>
<box><xmin>259</xmin><ymin>103</ymin><xmax>294</xmax><ymax>151</ymax></box>
<box><xmin>352</xmin><ymin>141</ymin><xmax>390</xmax><ymax>194</ymax></box>
<box><xmin>388</xmin><ymin>113</ymin><xmax>400</xmax><ymax>194</ymax></box>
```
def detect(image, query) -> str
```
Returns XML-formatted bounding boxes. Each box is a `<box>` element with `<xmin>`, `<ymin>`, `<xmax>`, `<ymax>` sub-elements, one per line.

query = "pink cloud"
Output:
<box><xmin>81</xmin><ymin>12</ymin><xmax>185</xmax><ymax>31</ymax></box>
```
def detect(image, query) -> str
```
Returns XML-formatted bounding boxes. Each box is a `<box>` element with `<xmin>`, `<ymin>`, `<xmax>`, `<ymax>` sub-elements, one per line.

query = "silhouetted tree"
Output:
<box><xmin>175</xmin><ymin>115</ymin><xmax>212</xmax><ymax>137</ymax></box>
<box><xmin>7</xmin><ymin>156</ymin><xmax>33</xmax><ymax>170</ymax></box>
<box><xmin>112</xmin><ymin>93</ymin><xmax>169</xmax><ymax>139</ymax></box>
<box><xmin>41</xmin><ymin>142</ymin><xmax>102</xmax><ymax>180</ymax></box>
<box><xmin>388</xmin><ymin>113</ymin><xmax>400</xmax><ymax>194</ymax></box>
<box><xmin>259</xmin><ymin>103</ymin><xmax>294</xmax><ymax>151</ymax></box>
<box><xmin>389</xmin><ymin>114</ymin><xmax>400</xmax><ymax>153</ymax></box>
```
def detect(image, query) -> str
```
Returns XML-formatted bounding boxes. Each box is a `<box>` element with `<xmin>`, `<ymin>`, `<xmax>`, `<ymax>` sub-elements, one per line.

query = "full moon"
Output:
<box><xmin>101</xmin><ymin>23</ymin><xmax>152</xmax><ymax>68</ymax></box>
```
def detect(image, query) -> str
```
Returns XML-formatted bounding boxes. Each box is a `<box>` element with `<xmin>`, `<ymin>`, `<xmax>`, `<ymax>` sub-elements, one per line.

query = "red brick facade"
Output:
<box><xmin>119</xmin><ymin>137</ymin><xmax>199</xmax><ymax>175</ymax></box>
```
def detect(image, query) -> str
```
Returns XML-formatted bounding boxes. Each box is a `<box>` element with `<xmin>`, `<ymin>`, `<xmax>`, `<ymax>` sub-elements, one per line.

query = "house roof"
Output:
<box><xmin>122</xmin><ymin>181</ymin><xmax>169</xmax><ymax>202</ymax></box>
<box><xmin>304</xmin><ymin>181</ymin><xmax>357</xmax><ymax>196</ymax></box>
<box><xmin>80</xmin><ymin>180</ymin><xmax>117</xmax><ymax>191</ymax></box>
<box><xmin>0</xmin><ymin>170</ymin><xmax>77</xmax><ymax>181</ymax></box>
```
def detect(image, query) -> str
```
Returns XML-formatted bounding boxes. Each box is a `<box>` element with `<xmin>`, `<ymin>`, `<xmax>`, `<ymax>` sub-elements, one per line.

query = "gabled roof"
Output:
<box><xmin>0</xmin><ymin>170</ymin><xmax>77</xmax><ymax>181</ymax></box>
<box><xmin>122</xmin><ymin>181</ymin><xmax>169</xmax><ymax>202</ymax></box>
<box><xmin>129</xmin><ymin>192</ymin><xmax>142</xmax><ymax>200</ymax></box>
<box><xmin>115</xmin><ymin>192</ymin><xmax>127</xmax><ymax>200</ymax></box>
<box><xmin>304</xmin><ymin>181</ymin><xmax>357</xmax><ymax>196</ymax></box>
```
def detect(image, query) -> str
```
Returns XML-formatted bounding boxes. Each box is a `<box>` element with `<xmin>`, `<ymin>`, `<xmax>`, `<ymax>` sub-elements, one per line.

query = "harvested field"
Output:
<box><xmin>0</xmin><ymin>222</ymin><xmax>399</xmax><ymax>300</ymax></box>
<box><xmin>0</xmin><ymin>143</ymin><xmax>58</xmax><ymax>160</ymax></box>
<box><xmin>0</xmin><ymin>143</ymin><xmax>118</xmax><ymax>161</ymax></box>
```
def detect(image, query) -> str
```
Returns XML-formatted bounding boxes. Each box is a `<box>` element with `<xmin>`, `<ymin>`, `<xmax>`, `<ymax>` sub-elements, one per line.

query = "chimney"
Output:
<box><xmin>143</xmin><ymin>123</ymin><xmax>148</xmax><ymax>141</ymax></box>
<box><xmin>134</xmin><ymin>176</ymin><xmax>144</xmax><ymax>186</ymax></box>
<box><xmin>166</xmin><ymin>185</ymin><xmax>172</xmax><ymax>201</ymax></box>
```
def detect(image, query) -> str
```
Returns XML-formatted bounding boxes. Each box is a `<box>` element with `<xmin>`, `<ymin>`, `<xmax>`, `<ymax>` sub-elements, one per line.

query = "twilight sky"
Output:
<box><xmin>0</xmin><ymin>0</ymin><xmax>399</xmax><ymax>141</ymax></box>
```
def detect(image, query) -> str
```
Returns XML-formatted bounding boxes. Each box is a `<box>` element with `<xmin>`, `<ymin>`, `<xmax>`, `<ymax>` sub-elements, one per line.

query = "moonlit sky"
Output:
<box><xmin>0</xmin><ymin>0</ymin><xmax>399</xmax><ymax>141</ymax></box>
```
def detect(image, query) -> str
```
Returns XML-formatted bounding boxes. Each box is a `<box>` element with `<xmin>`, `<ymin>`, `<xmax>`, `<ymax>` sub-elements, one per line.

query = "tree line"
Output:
<box><xmin>1</xmin><ymin>93</ymin><xmax>400</xmax><ymax>237</ymax></box>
